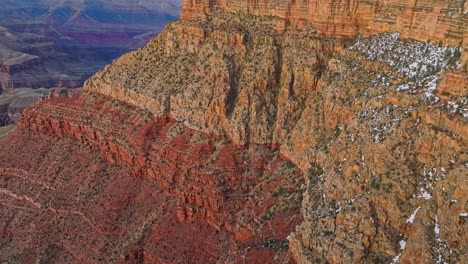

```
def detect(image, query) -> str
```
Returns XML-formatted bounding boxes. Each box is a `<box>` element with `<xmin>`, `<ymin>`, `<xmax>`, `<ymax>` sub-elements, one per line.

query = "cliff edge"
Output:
<box><xmin>0</xmin><ymin>0</ymin><xmax>466</xmax><ymax>263</ymax></box>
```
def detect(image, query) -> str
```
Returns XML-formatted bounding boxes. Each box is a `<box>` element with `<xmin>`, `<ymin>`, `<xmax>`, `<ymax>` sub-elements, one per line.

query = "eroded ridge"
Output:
<box><xmin>14</xmin><ymin>92</ymin><xmax>304</xmax><ymax>262</ymax></box>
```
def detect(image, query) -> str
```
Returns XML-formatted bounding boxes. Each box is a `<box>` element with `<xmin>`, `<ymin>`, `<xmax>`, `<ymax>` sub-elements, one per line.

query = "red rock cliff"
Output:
<box><xmin>84</xmin><ymin>0</ymin><xmax>467</xmax><ymax>262</ymax></box>
<box><xmin>6</xmin><ymin>92</ymin><xmax>304</xmax><ymax>262</ymax></box>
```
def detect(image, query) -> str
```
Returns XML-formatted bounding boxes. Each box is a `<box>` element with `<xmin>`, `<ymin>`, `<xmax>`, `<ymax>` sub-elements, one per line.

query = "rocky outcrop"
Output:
<box><xmin>85</xmin><ymin>16</ymin><xmax>336</xmax><ymax>146</ymax></box>
<box><xmin>181</xmin><ymin>0</ymin><xmax>467</xmax><ymax>46</ymax></box>
<box><xmin>14</xmin><ymin>93</ymin><xmax>304</xmax><ymax>262</ymax></box>
<box><xmin>83</xmin><ymin>3</ymin><xmax>467</xmax><ymax>263</ymax></box>
<box><xmin>1</xmin><ymin>0</ymin><xmax>467</xmax><ymax>263</ymax></box>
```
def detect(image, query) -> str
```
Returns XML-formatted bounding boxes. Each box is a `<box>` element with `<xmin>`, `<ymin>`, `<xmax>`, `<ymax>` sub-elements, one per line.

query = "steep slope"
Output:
<box><xmin>1</xmin><ymin>0</ymin><xmax>467</xmax><ymax>263</ymax></box>
<box><xmin>286</xmin><ymin>36</ymin><xmax>467</xmax><ymax>263</ymax></box>
<box><xmin>84</xmin><ymin>1</ymin><xmax>467</xmax><ymax>263</ymax></box>
<box><xmin>1</xmin><ymin>93</ymin><xmax>304</xmax><ymax>262</ymax></box>
<box><xmin>0</xmin><ymin>132</ymin><xmax>232</xmax><ymax>263</ymax></box>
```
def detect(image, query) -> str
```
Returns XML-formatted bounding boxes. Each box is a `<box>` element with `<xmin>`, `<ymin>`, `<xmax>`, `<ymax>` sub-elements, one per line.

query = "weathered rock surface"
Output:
<box><xmin>84</xmin><ymin>2</ymin><xmax>467</xmax><ymax>263</ymax></box>
<box><xmin>285</xmin><ymin>45</ymin><xmax>467</xmax><ymax>263</ymax></box>
<box><xmin>182</xmin><ymin>0</ymin><xmax>466</xmax><ymax>42</ymax></box>
<box><xmin>1</xmin><ymin>0</ymin><xmax>467</xmax><ymax>263</ymax></box>
<box><xmin>0</xmin><ymin>132</ymin><xmax>227</xmax><ymax>263</ymax></box>
<box><xmin>181</xmin><ymin>0</ymin><xmax>468</xmax><ymax>65</ymax></box>
<box><xmin>6</xmin><ymin>93</ymin><xmax>304</xmax><ymax>262</ymax></box>
<box><xmin>85</xmin><ymin>14</ymin><xmax>335</xmax><ymax>146</ymax></box>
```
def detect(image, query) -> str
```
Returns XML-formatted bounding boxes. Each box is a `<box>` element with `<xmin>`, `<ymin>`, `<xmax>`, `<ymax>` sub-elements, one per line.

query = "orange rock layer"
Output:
<box><xmin>181</xmin><ymin>0</ymin><xmax>467</xmax><ymax>62</ymax></box>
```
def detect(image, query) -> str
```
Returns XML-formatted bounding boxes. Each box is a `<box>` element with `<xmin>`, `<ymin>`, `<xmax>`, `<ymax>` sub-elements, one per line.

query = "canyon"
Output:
<box><xmin>0</xmin><ymin>0</ymin><xmax>180</xmax><ymax>93</ymax></box>
<box><xmin>1</xmin><ymin>0</ymin><xmax>467</xmax><ymax>263</ymax></box>
<box><xmin>0</xmin><ymin>0</ymin><xmax>181</xmax><ymax>126</ymax></box>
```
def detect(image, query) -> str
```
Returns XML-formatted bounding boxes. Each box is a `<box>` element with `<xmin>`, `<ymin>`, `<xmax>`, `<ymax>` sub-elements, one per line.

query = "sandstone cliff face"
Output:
<box><xmin>83</xmin><ymin>3</ymin><xmax>466</xmax><ymax>263</ymax></box>
<box><xmin>85</xmin><ymin>15</ymin><xmax>335</xmax><ymax>146</ymax></box>
<box><xmin>285</xmin><ymin>37</ymin><xmax>467</xmax><ymax>263</ymax></box>
<box><xmin>85</xmin><ymin>7</ymin><xmax>466</xmax><ymax>146</ymax></box>
<box><xmin>11</xmin><ymin>93</ymin><xmax>304</xmax><ymax>262</ymax></box>
<box><xmin>181</xmin><ymin>0</ymin><xmax>466</xmax><ymax>43</ymax></box>
<box><xmin>181</xmin><ymin>0</ymin><xmax>468</xmax><ymax>65</ymax></box>
<box><xmin>1</xmin><ymin>0</ymin><xmax>467</xmax><ymax>263</ymax></box>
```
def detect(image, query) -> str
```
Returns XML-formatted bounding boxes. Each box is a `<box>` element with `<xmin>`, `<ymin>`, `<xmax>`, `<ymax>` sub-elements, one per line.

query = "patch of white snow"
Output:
<box><xmin>407</xmin><ymin>207</ymin><xmax>420</xmax><ymax>224</ymax></box>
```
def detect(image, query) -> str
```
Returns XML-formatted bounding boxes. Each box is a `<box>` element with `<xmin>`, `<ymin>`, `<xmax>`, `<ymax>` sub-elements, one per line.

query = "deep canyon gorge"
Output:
<box><xmin>0</xmin><ymin>0</ymin><xmax>467</xmax><ymax>263</ymax></box>
<box><xmin>0</xmin><ymin>0</ymin><xmax>180</xmax><ymax>126</ymax></box>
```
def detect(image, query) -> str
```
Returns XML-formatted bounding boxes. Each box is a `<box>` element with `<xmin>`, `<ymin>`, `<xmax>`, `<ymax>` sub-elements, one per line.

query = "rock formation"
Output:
<box><xmin>181</xmin><ymin>0</ymin><xmax>468</xmax><ymax>64</ymax></box>
<box><xmin>2</xmin><ymin>94</ymin><xmax>303</xmax><ymax>262</ymax></box>
<box><xmin>1</xmin><ymin>0</ymin><xmax>467</xmax><ymax>263</ymax></box>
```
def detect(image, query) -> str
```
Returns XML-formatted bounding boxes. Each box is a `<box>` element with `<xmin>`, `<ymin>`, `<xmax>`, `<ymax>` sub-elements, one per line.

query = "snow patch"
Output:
<box><xmin>407</xmin><ymin>207</ymin><xmax>420</xmax><ymax>224</ymax></box>
<box><xmin>446</xmin><ymin>97</ymin><xmax>468</xmax><ymax>119</ymax></box>
<box><xmin>434</xmin><ymin>216</ymin><xmax>448</xmax><ymax>264</ymax></box>
<box><xmin>434</xmin><ymin>216</ymin><xmax>440</xmax><ymax>237</ymax></box>
<box><xmin>350</xmin><ymin>33</ymin><xmax>461</xmax><ymax>104</ymax></box>
<box><xmin>418</xmin><ymin>188</ymin><xmax>432</xmax><ymax>200</ymax></box>
<box><xmin>399</xmin><ymin>240</ymin><xmax>406</xmax><ymax>250</ymax></box>
<box><xmin>392</xmin><ymin>239</ymin><xmax>407</xmax><ymax>263</ymax></box>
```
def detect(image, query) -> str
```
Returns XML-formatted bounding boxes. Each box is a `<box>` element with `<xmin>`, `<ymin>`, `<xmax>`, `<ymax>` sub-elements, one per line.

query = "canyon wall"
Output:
<box><xmin>85</xmin><ymin>3</ymin><xmax>467</xmax><ymax>147</ymax></box>
<box><xmin>1</xmin><ymin>0</ymin><xmax>466</xmax><ymax>263</ymax></box>
<box><xmin>8</xmin><ymin>93</ymin><xmax>304</xmax><ymax>262</ymax></box>
<box><xmin>181</xmin><ymin>0</ymin><xmax>467</xmax><ymax>43</ymax></box>
<box><xmin>181</xmin><ymin>0</ymin><xmax>468</xmax><ymax>64</ymax></box>
<box><xmin>83</xmin><ymin>2</ymin><xmax>467</xmax><ymax>262</ymax></box>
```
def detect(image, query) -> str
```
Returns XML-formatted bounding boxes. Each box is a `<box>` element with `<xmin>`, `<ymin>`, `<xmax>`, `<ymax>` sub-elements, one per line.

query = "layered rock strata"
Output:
<box><xmin>0</xmin><ymin>132</ymin><xmax>228</xmax><ymax>263</ymax></box>
<box><xmin>1</xmin><ymin>0</ymin><xmax>467</xmax><ymax>263</ymax></box>
<box><xmin>84</xmin><ymin>4</ymin><xmax>467</xmax><ymax>263</ymax></box>
<box><xmin>9</xmin><ymin>93</ymin><xmax>304</xmax><ymax>262</ymax></box>
<box><xmin>181</xmin><ymin>0</ymin><xmax>468</xmax><ymax>64</ymax></box>
<box><xmin>182</xmin><ymin>0</ymin><xmax>466</xmax><ymax>41</ymax></box>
